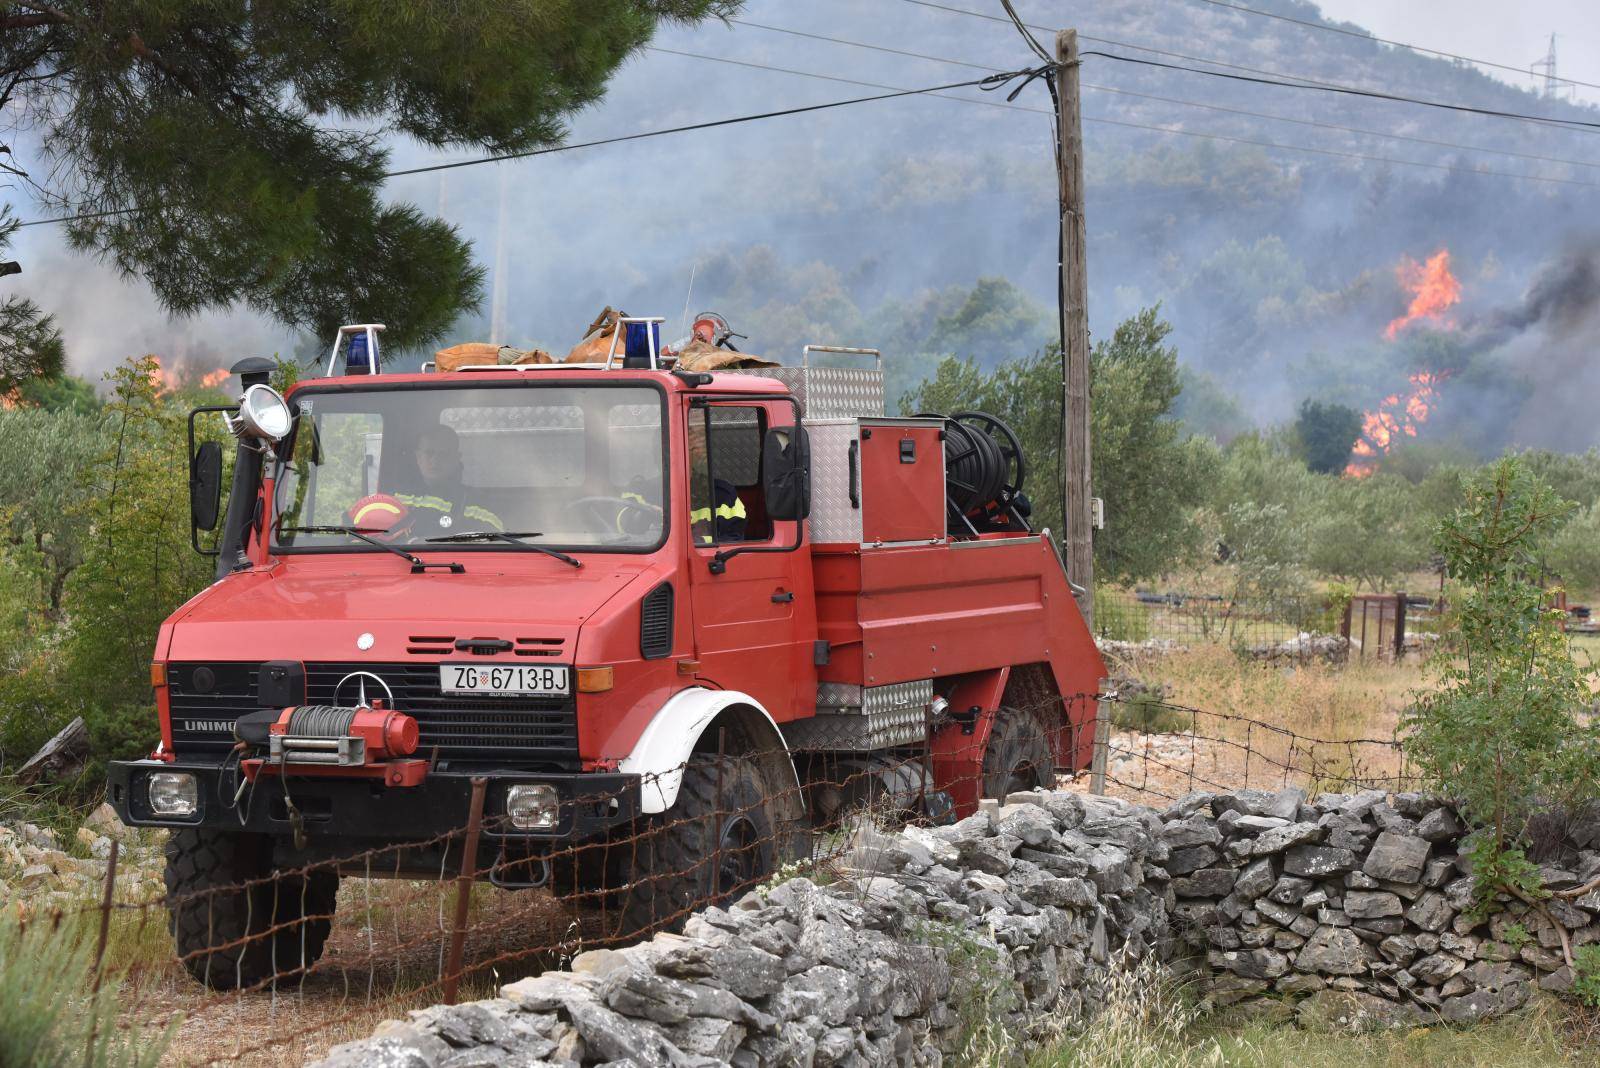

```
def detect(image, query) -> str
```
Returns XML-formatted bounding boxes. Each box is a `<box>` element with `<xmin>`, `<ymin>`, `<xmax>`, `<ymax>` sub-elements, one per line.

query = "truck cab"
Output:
<box><xmin>108</xmin><ymin>323</ymin><xmax>1103</xmax><ymax>989</ymax></box>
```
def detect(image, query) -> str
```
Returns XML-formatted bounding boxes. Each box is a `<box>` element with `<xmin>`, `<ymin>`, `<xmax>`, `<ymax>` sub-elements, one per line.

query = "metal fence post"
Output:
<box><xmin>443</xmin><ymin>776</ymin><xmax>487</xmax><ymax>1006</ymax></box>
<box><xmin>1089</xmin><ymin>694</ymin><xmax>1111</xmax><ymax>796</ymax></box>
<box><xmin>92</xmin><ymin>839</ymin><xmax>118</xmax><ymax>990</ymax></box>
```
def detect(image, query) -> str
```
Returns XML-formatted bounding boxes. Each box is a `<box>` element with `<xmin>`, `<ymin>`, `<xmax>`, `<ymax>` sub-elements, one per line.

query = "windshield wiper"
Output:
<box><xmin>280</xmin><ymin>525</ymin><xmax>466</xmax><ymax>574</ymax></box>
<box><xmin>425</xmin><ymin>530</ymin><xmax>583</xmax><ymax>569</ymax></box>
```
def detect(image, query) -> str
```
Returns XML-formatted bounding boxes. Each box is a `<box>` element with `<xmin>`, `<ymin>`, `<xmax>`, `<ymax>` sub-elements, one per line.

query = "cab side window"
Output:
<box><xmin>687</xmin><ymin>405</ymin><xmax>770</xmax><ymax>545</ymax></box>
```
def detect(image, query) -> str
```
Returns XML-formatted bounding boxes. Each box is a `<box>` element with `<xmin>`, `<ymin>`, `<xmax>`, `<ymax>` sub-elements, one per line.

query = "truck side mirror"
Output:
<box><xmin>190</xmin><ymin>441</ymin><xmax>224</xmax><ymax>533</ymax></box>
<box><xmin>762</xmin><ymin>425</ymin><xmax>810</xmax><ymax>521</ymax></box>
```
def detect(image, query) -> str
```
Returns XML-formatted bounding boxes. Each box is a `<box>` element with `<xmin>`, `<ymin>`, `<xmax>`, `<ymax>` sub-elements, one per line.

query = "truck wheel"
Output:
<box><xmin>165</xmin><ymin>828</ymin><xmax>339</xmax><ymax>990</ymax></box>
<box><xmin>982</xmin><ymin>705</ymin><xmax>1055</xmax><ymax>799</ymax></box>
<box><xmin>608</xmin><ymin>753</ymin><xmax>778</xmax><ymax>941</ymax></box>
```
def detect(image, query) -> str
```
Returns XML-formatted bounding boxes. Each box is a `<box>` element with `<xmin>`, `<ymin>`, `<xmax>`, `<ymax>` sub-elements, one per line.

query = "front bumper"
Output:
<box><xmin>106</xmin><ymin>759</ymin><xmax>641</xmax><ymax>844</ymax></box>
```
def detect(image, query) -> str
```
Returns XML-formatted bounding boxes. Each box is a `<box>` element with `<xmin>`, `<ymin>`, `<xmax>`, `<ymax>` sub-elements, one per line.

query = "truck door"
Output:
<box><xmin>683</xmin><ymin>397</ymin><xmax>816</xmax><ymax>721</ymax></box>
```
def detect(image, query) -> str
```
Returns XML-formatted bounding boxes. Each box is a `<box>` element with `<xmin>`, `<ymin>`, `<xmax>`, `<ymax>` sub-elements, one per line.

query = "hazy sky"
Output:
<box><xmin>8</xmin><ymin>0</ymin><xmax>1598</xmax><ymax>381</ymax></box>
<box><xmin>1319</xmin><ymin>0</ymin><xmax>1598</xmax><ymax>104</ymax></box>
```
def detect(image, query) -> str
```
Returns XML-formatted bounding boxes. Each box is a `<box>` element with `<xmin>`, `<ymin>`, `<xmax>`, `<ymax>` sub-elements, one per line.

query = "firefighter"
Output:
<box><xmin>398</xmin><ymin>424</ymin><xmax>502</xmax><ymax>533</ymax></box>
<box><xmin>687</xmin><ymin>422</ymin><xmax>745</xmax><ymax>544</ymax></box>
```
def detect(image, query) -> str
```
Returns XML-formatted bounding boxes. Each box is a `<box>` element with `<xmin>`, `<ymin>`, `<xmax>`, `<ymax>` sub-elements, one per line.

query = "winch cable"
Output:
<box><xmin>285</xmin><ymin>704</ymin><xmax>361</xmax><ymax>738</ymax></box>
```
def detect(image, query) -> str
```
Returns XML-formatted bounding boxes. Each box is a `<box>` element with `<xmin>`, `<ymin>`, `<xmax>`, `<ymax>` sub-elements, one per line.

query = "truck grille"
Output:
<box><xmin>167</xmin><ymin>661</ymin><xmax>579</xmax><ymax>768</ymax></box>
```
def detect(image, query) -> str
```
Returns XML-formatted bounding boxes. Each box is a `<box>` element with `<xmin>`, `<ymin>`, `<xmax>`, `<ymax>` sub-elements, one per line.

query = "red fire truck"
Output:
<box><xmin>107</xmin><ymin>321</ymin><xmax>1104</xmax><ymax>988</ymax></box>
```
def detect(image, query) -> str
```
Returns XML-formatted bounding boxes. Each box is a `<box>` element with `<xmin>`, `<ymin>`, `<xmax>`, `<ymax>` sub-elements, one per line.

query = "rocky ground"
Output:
<box><xmin>0</xmin><ymin>803</ymin><xmax>167</xmax><ymax>916</ymax></box>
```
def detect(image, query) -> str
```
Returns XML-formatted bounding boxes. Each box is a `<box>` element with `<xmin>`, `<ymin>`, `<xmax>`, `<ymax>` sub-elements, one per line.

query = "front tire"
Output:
<box><xmin>982</xmin><ymin>704</ymin><xmax>1055</xmax><ymax>799</ymax></box>
<box><xmin>165</xmin><ymin>828</ymin><xmax>339</xmax><ymax>990</ymax></box>
<box><xmin>604</xmin><ymin>753</ymin><xmax>780</xmax><ymax>941</ymax></box>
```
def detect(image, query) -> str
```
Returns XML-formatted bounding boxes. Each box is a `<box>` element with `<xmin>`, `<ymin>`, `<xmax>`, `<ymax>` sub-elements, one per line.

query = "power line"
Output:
<box><xmin>644</xmin><ymin>46</ymin><xmax>1039</xmax><ymax>116</ymax></box>
<box><xmin>728</xmin><ymin>18</ymin><xmax>993</xmax><ymax>73</ymax></box>
<box><xmin>1081</xmin><ymin>49</ymin><xmax>1600</xmax><ymax>132</ymax></box>
<box><xmin>19</xmin><ymin>37</ymin><xmax>1600</xmax><ymax>234</ymax></box>
<box><xmin>15</xmin><ymin>65</ymin><xmax>1044</xmax><ymax>229</ymax></box>
<box><xmin>1180</xmin><ymin>0</ymin><xmax>1600</xmax><ymax>96</ymax></box>
<box><xmin>725</xmin><ymin>19</ymin><xmax>1600</xmax><ymax>170</ymax></box>
<box><xmin>1086</xmin><ymin>82</ymin><xmax>1600</xmax><ymax>171</ymax></box>
<box><xmin>647</xmin><ymin>45</ymin><xmax>1600</xmax><ymax>190</ymax></box>
<box><xmin>894</xmin><ymin>0</ymin><xmax>1594</xmax><ymax>133</ymax></box>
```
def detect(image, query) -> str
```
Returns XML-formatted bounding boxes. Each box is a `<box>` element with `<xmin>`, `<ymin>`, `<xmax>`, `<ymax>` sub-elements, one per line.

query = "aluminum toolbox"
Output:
<box><xmin>806</xmin><ymin>417</ymin><xmax>947</xmax><ymax>546</ymax></box>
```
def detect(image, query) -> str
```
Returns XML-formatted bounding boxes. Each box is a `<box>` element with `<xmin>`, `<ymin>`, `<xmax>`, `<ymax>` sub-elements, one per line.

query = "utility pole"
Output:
<box><xmin>1057</xmin><ymin>29</ymin><xmax>1094</xmax><ymax>629</ymax></box>
<box><xmin>489</xmin><ymin>165</ymin><xmax>510</xmax><ymax>346</ymax></box>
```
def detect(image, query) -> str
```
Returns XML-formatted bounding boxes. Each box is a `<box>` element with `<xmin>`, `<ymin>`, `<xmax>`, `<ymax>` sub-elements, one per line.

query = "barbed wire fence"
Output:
<box><xmin>1093</xmin><ymin>586</ymin><xmax>1448</xmax><ymax>664</ymax></box>
<box><xmin>16</xmin><ymin>691</ymin><xmax>1415</xmax><ymax>1065</ymax></box>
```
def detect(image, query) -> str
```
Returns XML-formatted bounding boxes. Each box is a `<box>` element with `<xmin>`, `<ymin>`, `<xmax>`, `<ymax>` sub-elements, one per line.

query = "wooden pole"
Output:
<box><xmin>443</xmin><ymin>776</ymin><xmax>487</xmax><ymax>1005</ymax></box>
<box><xmin>1057</xmin><ymin>29</ymin><xmax>1094</xmax><ymax>628</ymax></box>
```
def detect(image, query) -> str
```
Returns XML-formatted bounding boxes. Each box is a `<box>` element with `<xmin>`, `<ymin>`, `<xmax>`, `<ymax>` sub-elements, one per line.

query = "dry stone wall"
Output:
<box><xmin>1160</xmin><ymin>786</ymin><xmax>1600</xmax><ymax>1027</ymax></box>
<box><xmin>313</xmin><ymin>790</ymin><xmax>1170</xmax><ymax>1068</ymax></box>
<box><xmin>313</xmin><ymin>786</ymin><xmax>1598</xmax><ymax>1067</ymax></box>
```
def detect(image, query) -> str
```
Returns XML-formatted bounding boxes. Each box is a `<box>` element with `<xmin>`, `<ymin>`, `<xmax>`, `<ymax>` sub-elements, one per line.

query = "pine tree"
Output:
<box><xmin>0</xmin><ymin>210</ymin><xmax>66</xmax><ymax>394</ymax></box>
<box><xmin>1</xmin><ymin>0</ymin><xmax>737</xmax><ymax>352</ymax></box>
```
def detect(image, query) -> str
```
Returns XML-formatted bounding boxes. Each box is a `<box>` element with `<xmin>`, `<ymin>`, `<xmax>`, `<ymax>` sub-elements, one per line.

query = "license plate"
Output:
<box><xmin>439</xmin><ymin>664</ymin><xmax>570</xmax><ymax>696</ymax></box>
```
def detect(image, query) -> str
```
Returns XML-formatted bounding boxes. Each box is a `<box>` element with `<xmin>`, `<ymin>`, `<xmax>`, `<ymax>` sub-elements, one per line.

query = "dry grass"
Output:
<box><xmin>1066</xmin><ymin>646</ymin><xmax>1426</xmax><ymax>806</ymax></box>
<box><xmin>1010</xmin><ymin>956</ymin><xmax>1600</xmax><ymax>1068</ymax></box>
<box><xmin>1123</xmin><ymin>643</ymin><xmax>1424</xmax><ymax>742</ymax></box>
<box><xmin>43</xmin><ymin>870</ymin><xmax>592</xmax><ymax>1067</ymax></box>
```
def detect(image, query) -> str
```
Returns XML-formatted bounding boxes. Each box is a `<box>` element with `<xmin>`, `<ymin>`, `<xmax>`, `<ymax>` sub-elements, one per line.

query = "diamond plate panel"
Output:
<box><xmin>782</xmin><ymin>710</ymin><xmax>925</xmax><ymax>752</ymax></box>
<box><xmin>723</xmin><ymin>366</ymin><xmax>883</xmax><ymax>420</ymax></box>
<box><xmin>806</xmin><ymin>420</ymin><xmax>862</xmax><ymax>543</ymax></box>
<box><xmin>784</xmin><ymin>680</ymin><xmax>934</xmax><ymax>752</ymax></box>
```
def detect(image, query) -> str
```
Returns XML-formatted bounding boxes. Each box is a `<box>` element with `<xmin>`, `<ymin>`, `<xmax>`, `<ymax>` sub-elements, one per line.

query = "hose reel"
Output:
<box><xmin>919</xmin><ymin>410</ymin><xmax>1031</xmax><ymax>536</ymax></box>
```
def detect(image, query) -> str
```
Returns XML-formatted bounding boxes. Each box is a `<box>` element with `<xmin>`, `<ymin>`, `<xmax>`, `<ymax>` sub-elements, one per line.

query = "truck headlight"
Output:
<box><xmin>148</xmin><ymin>772</ymin><xmax>198</xmax><ymax>818</ymax></box>
<box><xmin>506</xmin><ymin>784</ymin><xmax>559</xmax><ymax>830</ymax></box>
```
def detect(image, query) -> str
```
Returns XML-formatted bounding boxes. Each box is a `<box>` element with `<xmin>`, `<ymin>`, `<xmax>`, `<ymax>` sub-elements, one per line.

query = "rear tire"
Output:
<box><xmin>604</xmin><ymin>754</ymin><xmax>779</xmax><ymax>941</ymax></box>
<box><xmin>982</xmin><ymin>704</ymin><xmax>1055</xmax><ymax>799</ymax></box>
<box><xmin>165</xmin><ymin>828</ymin><xmax>339</xmax><ymax>990</ymax></box>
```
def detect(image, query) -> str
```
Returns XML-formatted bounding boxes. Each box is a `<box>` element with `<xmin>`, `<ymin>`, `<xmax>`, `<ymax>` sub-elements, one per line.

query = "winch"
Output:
<box><xmin>236</xmin><ymin>702</ymin><xmax>427</xmax><ymax>787</ymax></box>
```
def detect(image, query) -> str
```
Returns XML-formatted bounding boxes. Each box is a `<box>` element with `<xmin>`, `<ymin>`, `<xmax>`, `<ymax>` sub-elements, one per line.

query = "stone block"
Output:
<box><xmin>1363</xmin><ymin>832</ymin><xmax>1431</xmax><ymax>884</ymax></box>
<box><xmin>1284</xmin><ymin>845</ymin><xmax>1357</xmax><ymax>878</ymax></box>
<box><xmin>1343</xmin><ymin>891</ymin><xmax>1403</xmax><ymax>919</ymax></box>
<box><xmin>1296</xmin><ymin>925</ymin><xmax>1374</xmax><ymax>976</ymax></box>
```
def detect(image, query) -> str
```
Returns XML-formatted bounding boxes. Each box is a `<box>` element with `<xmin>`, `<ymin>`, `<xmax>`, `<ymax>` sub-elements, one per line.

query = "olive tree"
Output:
<box><xmin>1401</xmin><ymin>459</ymin><xmax>1600</xmax><ymax>912</ymax></box>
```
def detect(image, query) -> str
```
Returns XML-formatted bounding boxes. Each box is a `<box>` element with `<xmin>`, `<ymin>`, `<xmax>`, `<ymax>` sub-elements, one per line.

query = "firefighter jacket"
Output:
<box><xmin>690</xmin><ymin>478</ymin><xmax>746</xmax><ymax>544</ymax></box>
<box><xmin>395</xmin><ymin>492</ymin><xmax>503</xmax><ymax>533</ymax></box>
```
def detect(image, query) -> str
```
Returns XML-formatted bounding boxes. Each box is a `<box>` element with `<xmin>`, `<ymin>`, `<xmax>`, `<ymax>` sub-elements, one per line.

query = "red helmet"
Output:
<box><xmin>347</xmin><ymin>493</ymin><xmax>411</xmax><ymax>536</ymax></box>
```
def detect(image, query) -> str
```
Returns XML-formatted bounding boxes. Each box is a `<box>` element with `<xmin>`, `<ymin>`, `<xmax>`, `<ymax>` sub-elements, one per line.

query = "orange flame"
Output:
<box><xmin>146</xmin><ymin>356</ymin><xmax>230</xmax><ymax>395</ymax></box>
<box><xmin>1344</xmin><ymin>371</ymin><xmax>1444</xmax><ymax>477</ymax></box>
<box><xmin>147</xmin><ymin>356</ymin><xmax>180</xmax><ymax>396</ymax></box>
<box><xmin>0</xmin><ymin>388</ymin><xmax>19</xmax><ymax>410</ymax></box>
<box><xmin>1384</xmin><ymin>250</ymin><xmax>1461</xmax><ymax>339</ymax></box>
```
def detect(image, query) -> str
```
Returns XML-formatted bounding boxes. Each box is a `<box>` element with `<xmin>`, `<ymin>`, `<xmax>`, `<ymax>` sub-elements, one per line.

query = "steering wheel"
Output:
<box><xmin>574</xmin><ymin>495</ymin><xmax>662</xmax><ymax>537</ymax></box>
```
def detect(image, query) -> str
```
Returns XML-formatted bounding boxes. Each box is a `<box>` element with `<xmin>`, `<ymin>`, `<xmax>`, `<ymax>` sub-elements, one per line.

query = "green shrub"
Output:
<box><xmin>1110</xmin><ymin>697</ymin><xmax>1193</xmax><ymax>736</ymax></box>
<box><xmin>1095</xmin><ymin>588</ymin><xmax>1152</xmax><ymax>642</ymax></box>
<box><xmin>1400</xmin><ymin>458</ymin><xmax>1600</xmax><ymax>908</ymax></box>
<box><xmin>0</xmin><ymin>915</ymin><xmax>172</xmax><ymax>1067</ymax></box>
<box><xmin>1574</xmin><ymin>945</ymin><xmax>1600</xmax><ymax>1008</ymax></box>
<box><xmin>57</xmin><ymin>358</ymin><xmax>219</xmax><ymax>770</ymax></box>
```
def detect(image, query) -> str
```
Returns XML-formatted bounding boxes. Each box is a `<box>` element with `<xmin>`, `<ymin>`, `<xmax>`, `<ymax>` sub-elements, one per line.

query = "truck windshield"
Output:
<box><xmin>273</xmin><ymin>383</ymin><xmax>666</xmax><ymax>553</ymax></box>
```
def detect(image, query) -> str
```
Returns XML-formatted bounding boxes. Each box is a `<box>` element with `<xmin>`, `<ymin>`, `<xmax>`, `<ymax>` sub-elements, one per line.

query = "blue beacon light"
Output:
<box><xmin>344</xmin><ymin>333</ymin><xmax>373</xmax><ymax>375</ymax></box>
<box><xmin>623</xmin><ymin>321</ymin><xmax>660</xmax><ymax>367</ymax></box>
